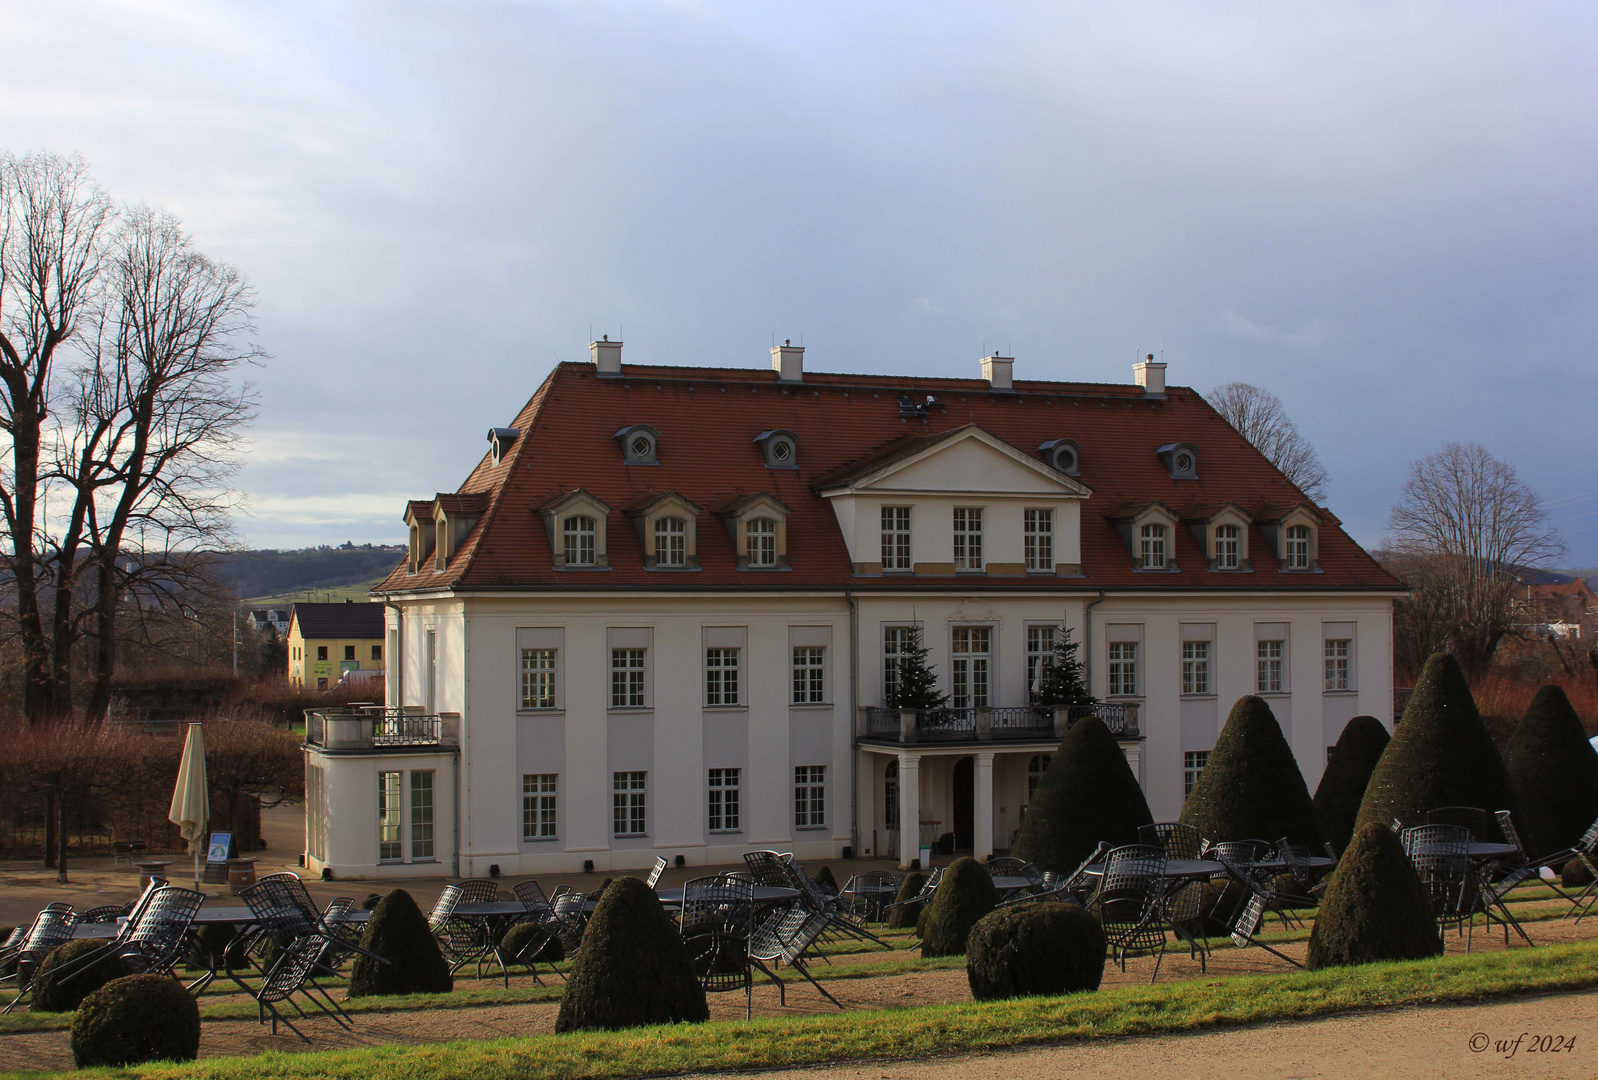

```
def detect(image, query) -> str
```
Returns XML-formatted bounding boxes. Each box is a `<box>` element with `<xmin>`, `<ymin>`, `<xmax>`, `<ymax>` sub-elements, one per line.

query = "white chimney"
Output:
<box><xmin>591</xmin><ymin>335</ymin><xmax>622</xmax><ymax>376</ymax></box>
<box><xmin>771</xmin><ymin>339</ymin><xmax>804</xmax><ymax>382</ymax></box>
<box><xmin>980</xmin><ymin>352</ymin><xmax>1014</xmax><ymax>390</ymax></box>
<box><xmin>1133</xmin><ymin>353</ymin><xmax>1166</xmax><ymax>397</ymax></box>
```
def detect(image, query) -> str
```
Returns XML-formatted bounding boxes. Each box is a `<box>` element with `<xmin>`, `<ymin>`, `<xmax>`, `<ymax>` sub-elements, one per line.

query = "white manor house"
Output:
<box><xmin>302</xmin><ymin>342</ymin><xmax>1401</xmax><ymax>879</ymax></box>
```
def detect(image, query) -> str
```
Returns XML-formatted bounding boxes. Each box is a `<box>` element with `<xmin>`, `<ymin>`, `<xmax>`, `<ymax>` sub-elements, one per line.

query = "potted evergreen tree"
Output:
<box><xmin>888</xmin><ymin>625</ymin><xmax>948</xmax><ymax>742</ymax></box>
<box><xmin>1030</xmin><ymin>626</ymin><xmax>1096</xmax><ymax>735</ymax></box>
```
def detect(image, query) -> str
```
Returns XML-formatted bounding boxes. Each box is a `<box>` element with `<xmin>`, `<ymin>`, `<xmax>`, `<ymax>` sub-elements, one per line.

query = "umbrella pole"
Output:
<box><xmin>194</xmin><ymin>846</ymin><xmax>201</xmax><ymax>889</ymax></box>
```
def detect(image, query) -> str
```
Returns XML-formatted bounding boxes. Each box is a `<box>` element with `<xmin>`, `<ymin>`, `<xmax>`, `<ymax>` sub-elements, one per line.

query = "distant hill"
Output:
<box><xmin>211</xmin><ymin>545</ymin><xmax>404</xmax><ymax>602</ymax></box>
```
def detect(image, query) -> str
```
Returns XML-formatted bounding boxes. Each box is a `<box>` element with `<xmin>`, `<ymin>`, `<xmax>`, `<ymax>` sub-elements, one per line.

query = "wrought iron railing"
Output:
<box><xmin>861</xmin><ymin>702</ymin><xmax>1137</xmax><ymax>743</ymax></box>
<box><xmin>1065</xmin><ymin>702</ymin><xmax>1139</xmax><ymax>737</ymax></box>
<box><xmin>304</xmin><ymin>707</ymin><xmax>447</xmax><ymax>750</ymax></box>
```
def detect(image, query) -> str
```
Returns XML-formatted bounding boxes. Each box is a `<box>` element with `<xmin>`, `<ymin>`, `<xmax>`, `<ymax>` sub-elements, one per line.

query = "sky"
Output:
<box><xmin>4</xmin><ymin>0</ymin><xmax>1596</xmax><ymax>563</ymax></box>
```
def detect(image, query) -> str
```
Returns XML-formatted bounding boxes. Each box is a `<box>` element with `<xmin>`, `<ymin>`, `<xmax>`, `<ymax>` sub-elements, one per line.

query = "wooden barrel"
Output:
<box><xmin>226</xmin><ymin>858</ymin><xmax>257</xmax><ymax>894</ymax></box>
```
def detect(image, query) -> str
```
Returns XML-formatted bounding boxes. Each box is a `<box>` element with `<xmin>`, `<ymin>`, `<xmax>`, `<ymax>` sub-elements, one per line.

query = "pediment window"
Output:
<box><xmin>1261</xmin><ymin>506</ymin><xmax>1321</xmax><ymax>572</ymax></box>
<box><xmin>720</xmin><ymin>493</ymin><xmax>790</xmax><ymax>571</ymax></box>
<box><xmin>1113</xmin><ymin>503</ymin><xmax>1180</xmax><ymax>571</ymax></box>
<box><xmin>540</xmin><ymin>490</ymin><xmax>612</xmax><ymax>569</ymax></box>
<box><xmin>629</xmin><ymin>492</ymin><xmax>702</xmax><ymax>569</ymax></box>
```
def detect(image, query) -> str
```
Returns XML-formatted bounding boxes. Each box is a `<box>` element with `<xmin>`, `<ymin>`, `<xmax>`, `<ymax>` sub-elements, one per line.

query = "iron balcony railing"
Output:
<box><xmin>304</xmin><ymin>707</ymin><xmax>453</xmax><ymax>750</ymax></box>
<box><xmin>862</xmin><ymin>701</ymin><xmax>1139</xmax><ymax>744</ymax></box>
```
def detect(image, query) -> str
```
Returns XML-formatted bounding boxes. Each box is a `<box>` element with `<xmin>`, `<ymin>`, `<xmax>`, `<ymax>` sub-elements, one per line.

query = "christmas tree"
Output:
<box><xmin>889</xmin><ymin>625</ymin><xmax>949</xmax><ymax>709</ymax></box>
<box><xmin>1032</xmin><ymin>626</ymin><xmax>1095</xmax><ymax>708</ymax></box>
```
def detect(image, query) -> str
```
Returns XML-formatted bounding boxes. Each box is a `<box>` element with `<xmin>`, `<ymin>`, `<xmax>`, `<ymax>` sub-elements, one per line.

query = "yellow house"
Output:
<box><xmin>287</xmin><ymin>602</ymin><xmax>386</xmax><ymax>689</ymax></box>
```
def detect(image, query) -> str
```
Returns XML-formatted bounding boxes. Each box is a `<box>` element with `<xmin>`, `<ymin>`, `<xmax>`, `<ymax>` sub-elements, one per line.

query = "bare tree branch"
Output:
<box><xmin>1206</xmin><ymin>381</ymin><xmax>1330</xmax><ymax>502</ymax></box>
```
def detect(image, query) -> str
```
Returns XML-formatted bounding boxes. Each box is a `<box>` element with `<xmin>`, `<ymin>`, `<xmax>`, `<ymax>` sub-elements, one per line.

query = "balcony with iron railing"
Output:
<box><xmin>304</xmin><ymin>706</ymin><xmax>459</xmax><ymax>752</ymax></box>
<box><xmin>858</xmin><ymin>701</ymin><xmax>1140</xmax><ymax>745</ymax></box>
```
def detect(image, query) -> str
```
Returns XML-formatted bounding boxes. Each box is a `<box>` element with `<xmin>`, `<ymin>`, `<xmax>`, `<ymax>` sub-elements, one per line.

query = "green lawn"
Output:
<box><xmin>28</xmin><ymin>938</ymin><xmax>1598</xmax><ymax>1080</ymax></box>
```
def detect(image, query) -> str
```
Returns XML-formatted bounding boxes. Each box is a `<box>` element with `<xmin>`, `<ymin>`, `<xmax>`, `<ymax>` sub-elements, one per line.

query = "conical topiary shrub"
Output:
<box><xmin>918</xmin><ymin>857</ymin><xmax>999</xmax><ymax>958</ymax></box>
<box><xmin>1181</xmin><ymin>696</ymin><xmax>1324</xmax><ymax>849</ymax></box>
<box><xmin>1011</xmin><ymin>717</ymin><xmax>1154</xmax><ymax>873</ymax></box>
<box><xmin>814</xmin><ymin>865</ymin><xmax>838</xmax><ymax>893</ymax></box>
<box><xmin>886</xmin><ymin>872</ymin><xmax>927</xmax><ymax>930</ymax></box>
<box><xmin>555</xmin><ymin>876</ymin><xmax>708</xmax><ymax>1031</ymax></box>
<box><xmin>965</xmin><ymin>903</ymin><xmax>1105</xmax><ymax>1000</ymax></box>
<box><xmin>500</xmin><ymin>919</ymin><xmax>563</xmax><ymax>964</ymax></box>
<box><xmin>1355</xmin><ymin>653</ymin><xmax>1519</xmax><ymax>839</ymax></box>
<box><xmin>1314</xmin><ymin>716</ymin><xmax>1391</xmax><ymax>854</ymax></box>
<box><xmin>1504</xmin><ymin>685</ymin><xmax>1598</xmax><ymax>857</ymax></box>
<box><xmin>348</xmin><ymin>888</ymin><xmax>453</xmax><ymax>997</ymax></box>
<box><xmin>1306</xmin><ymin>823</ymin><xmax>1443</xmax><ymax>968</ymax></box>
<box><xmin>31</xmin><ymin>940</ymin><xmax>131</xmax><ymax>1013</ymax></box>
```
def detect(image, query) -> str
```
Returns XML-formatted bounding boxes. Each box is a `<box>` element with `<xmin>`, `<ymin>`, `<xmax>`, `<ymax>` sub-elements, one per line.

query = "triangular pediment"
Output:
<box><xmin>819</xmin><ymin>426</ymin><xmax>1091</xmax><ymax>498</ymax></box>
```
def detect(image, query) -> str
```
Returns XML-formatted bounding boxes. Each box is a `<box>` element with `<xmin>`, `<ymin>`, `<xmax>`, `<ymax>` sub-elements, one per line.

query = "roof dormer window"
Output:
<box><xmin>1215</xmin><ymin>524</ymin><xmax>1242</xmax><ymax>569</ymax></box>
<box><xmin>540</xmin><ymin>490</ymin><xmax>611</xmax><ymax>568</ymax></box>
<box><xmin>720</xmin><ymin>493</ymin><xmax>790</xmax><ymax>570</ymax></box>
<box><xmin>655</xmin><ymin>517</ymin><xmax>687</xmax><ymax>567</ymax></box>
<box><xmin>487</xmin><ymin>427</ymin><xmax>520</xmax><ymax>466</ymax></box>
<box><xmin>1113</xmin><ymin>502</ymin><xmax>1180</xmax><ymax>571</ymax></box>
<box><xmin>1261</xmin><ymin>506</ymin><xmax>1321</xmax><ymax>572</ymax></box>
<box><xmin>628</xmin><ymin>492</ymin><xmax>700</xmax><ymax>569</ymax></box>
<box><xmin>1038</xmin><ymin>438</ymin><xmax>1081</xmax><ymax>477</ymax></box>
<box><xmin>747</xmin><ymin>518</ymin><xmax>778</xmax><ymax>567</ymax></box>
<box><xmin>754</xmin><ymin>429</ymin><xmax>799</xmax><ymax>469</ymax></box>
<box><xmin>1157</xmin><ymin>442</ymin><xmax>1199</xmax><ymax>479</ymax></box>
<box><xmin>563</xmin><ymin>516</ymin><xmax>597</xmax><ymax>566</ymax></box>
<box><xmin>1286</xmin><ymin>525</ymin><xmax>1312</xmax><ymax>570</ymax></box>
<box><xmin>615</xmin><ymin>424</ymin><xmax>659</xmax><ymax>465</ymax></box>
<box><xmin>1139</xmin><ymin>523</ymin><xmax>1168</xmax><ymax>570</ymax></box>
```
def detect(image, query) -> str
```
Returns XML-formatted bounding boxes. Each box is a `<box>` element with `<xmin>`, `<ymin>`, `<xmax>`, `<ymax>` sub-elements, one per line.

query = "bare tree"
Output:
<box><xmin>1387</xmin><ymin>442</ymin><xmax>1565</xmax><ymax>679</ymax></box>
<box><xmin>1207</xmin><ymin>382</ymin><xmax>1329</xmax><ymax>502</ymax></box>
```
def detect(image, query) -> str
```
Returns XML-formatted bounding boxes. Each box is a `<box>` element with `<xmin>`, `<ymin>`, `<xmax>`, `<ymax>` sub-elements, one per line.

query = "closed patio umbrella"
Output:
<box><xmin>168</xmin><ymin>722</ymin><xmax>209</xmax><ymax>888</ymax></box>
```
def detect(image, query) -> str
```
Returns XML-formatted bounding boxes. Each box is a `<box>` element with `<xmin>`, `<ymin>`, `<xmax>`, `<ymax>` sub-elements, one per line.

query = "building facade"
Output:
<box><xmin>287</xmin><ymin>602</ymin><xmax>387</xmax><ymax>689</ymax></box>
<box><xmin>303</xmin><ymin>343</ymin><xmax>1401</xmax><ymax>879</ymax></box>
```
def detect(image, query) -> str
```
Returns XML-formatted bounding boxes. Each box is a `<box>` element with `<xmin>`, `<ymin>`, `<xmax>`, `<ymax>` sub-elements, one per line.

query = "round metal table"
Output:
<box><xmin>654</xmin><ymin>885</ymin><xmax>799</xmax><ymax>908</ymax></box>
<box><xmin>1084</xmin><ymin>858</ymin><xmax>1224</xmax><ymax>879</ymax></box>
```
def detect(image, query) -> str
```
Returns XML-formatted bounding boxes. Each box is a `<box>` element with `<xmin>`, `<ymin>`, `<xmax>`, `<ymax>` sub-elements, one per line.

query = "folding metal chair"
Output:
<box><xmin>1404</xmin><ymin>824</ymin><xmax>1475</xmax><ymax>950</ymax></box>
<box><xmin>742</xmin><ymin>850</ymin><xmax>792</xmax><ymax>889</ymax></box>
<box><xmin>1</xmin><ymin>905</ymin><xmax>78</xmax><ymax>1014</ymax></box>
<box><xmin>1140</xmin><ymin>822</ymin><xmax>1204</xmax><ymax>859</ymax></box>
<box><xmin>646</xmin><ymin>857</ymin><xmax>669</xmax><ymax>889</ymax></box>
<box><xmin>1209</xmin><ymin>853</ymin><xmax>1303</xmax><ymax>969</ymax></box>
<box><xmin>1567</xmin><ymin>817</ymin><xmax>1598</xmax><ymax>922</ymax></box>
<box><xmin>840</xmin><ymin>871</ymin><xmax>901</xmax><ymax>921</ymax></box>
<box><xmin>883</xmin><ymin>866</ymin><xmax>944</xmax><ymax>913</ymax></box>
<box><xmin>1427</xmin><ymin>806</ymin><xmax>1488</xmax><ymax>841</ymax></box>
<box><xmin>252</xmin><ymin>931</ymin><xmax>353</xmax><ymax>1043</ymax></box>
<box><xmin>748</xmin><ymin>906</ymin><xmax>840</xmax><ymax>1010</ymax></box>
<box><xmin>1091</xmin><ymin>845</ymin><xmax>1172</xmax><ymax>983</ymax></box>
<box><xmin>680</xmin><ymin>874</ymin><xmax>778</xmax><ymax>1019</ymax></box>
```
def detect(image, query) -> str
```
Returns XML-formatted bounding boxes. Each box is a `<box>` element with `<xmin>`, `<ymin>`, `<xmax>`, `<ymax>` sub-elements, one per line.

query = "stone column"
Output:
<box><xmin>898</xmin><ymin>752</ymin><xmax>921</xmax><ymax>870</ymax></box>
<box><xmin>974</xmin><ymin>752</ymin><xmax>996</xmax><ymax>862</ymax></box>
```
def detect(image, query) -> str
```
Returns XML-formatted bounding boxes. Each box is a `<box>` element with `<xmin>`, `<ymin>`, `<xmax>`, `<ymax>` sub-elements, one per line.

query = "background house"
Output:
<box><xmin>287</xmin><ymin>602</ymin><xmax>386</xmax><ymax>689</ymax></box>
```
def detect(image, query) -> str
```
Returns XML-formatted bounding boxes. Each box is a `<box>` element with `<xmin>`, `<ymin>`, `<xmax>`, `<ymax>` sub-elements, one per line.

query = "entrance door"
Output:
<box><xmin>952</xmin><ymin>756</ymin><xmax>974</xmax><ymax>850</ymax></box>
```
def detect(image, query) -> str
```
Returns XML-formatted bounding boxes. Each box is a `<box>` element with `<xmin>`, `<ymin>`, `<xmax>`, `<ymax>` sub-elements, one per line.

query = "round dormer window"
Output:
<box><xmin>1174</xmin><ymin>451</ymin><xmax>1194</xmax><ymax>473</ymax></box>
<box><xmin>1054</xmin><ymin>444</ymin><xmax>1078</xmax><ymax>473</ymax></box>
<box><xmin>771</xmin><ymin>440</ymin><xmax>792</xmax><ymax>463</ymax></box>
<box><xmin>630</xmin><ymin>435</ymin><xmax>653</xmax><ymax>459</ymax></box>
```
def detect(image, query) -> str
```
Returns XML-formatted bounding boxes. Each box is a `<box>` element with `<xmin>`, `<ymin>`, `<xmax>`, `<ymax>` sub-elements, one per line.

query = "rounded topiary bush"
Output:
<box><xmin>70</xmin><ymin>974</ymin><xmax>201</xmax><ymax>1068</ymax></box>
<box><xmin>1564</xmin><ymin>859</ymin><xmax>1595</xmax><ymax>889</ymax></box>
<box><xmin>1181</xmin><ymin>696</ymin><xmax>1324</xmax><ymax>849</ymax></box>
<box><xmin>1012</xmin><ymin>717</ymin><xmax>1154</xmax><ymax>873</ymax></box>
<box><xmin>1306</xmin><ymin>823</ymin><xmax>1443</xmax><ymax>969</ymax></box>
<box><xmin>1314</xmin><ymin>716</ymin><xmax>1391</xmax><ymax>855</ymax></box>
<box><xmin>813</xmin><ymin>865</ymin><xmax>838</xmax><ymax>893</ymax></box>
<box><xmin>1356</xmin><ymin>654</ymin><xmax>1519</xmax><ymax>840</ymax></box>
<box><xmin>31</xmin><ymin>940</ymin><xmax>131</xmax><ymax>1013</ymax></box>
<box><xmin>965</xmin><ymin>903</ymin><xmax>1105</xmax><ymax>1001</ymax></box>
<box><xmin>348</xmin><ymin>888</ymin><xmax>453</xmax><ymax>997</ymax></box>
<box><xmin>1504</xmin><ymin>685</ymin><xmax>1598</xmax><ymax>857</ymax></box>
<box><xmin>886</xmin><ymin>872</ymin><xmax>927</xmax><ymax>930</ymax></box>
<box><xmin>186</xmin><ymin>922</ymin><xmax>246</xmax><ymax>973</ymax></box>
<box><xmin>919</xmin><ymin>857</ymin><xmax>999</xmax><ymax>958</ymax></box>
<box><xmin>555</xmin><ymin>876</ymin><xmax>707</xmax><ymax>1032</ymax></box>
<box><xmin>500</xmin><ymin>919</ymin><xmax>563</xmax><ymax>964</ymax></box>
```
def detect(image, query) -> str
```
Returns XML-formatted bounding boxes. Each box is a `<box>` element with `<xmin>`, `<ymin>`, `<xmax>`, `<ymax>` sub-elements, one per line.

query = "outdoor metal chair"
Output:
<box><xmin>118</xmin><ymin>884</ymin><xmax>206</xmax><ymax>983</ymax></box>
<box><xmin>77</xmin><ymin>906</ymin><xmax>125</xmax><ymax>924</ymax></box>
<box><xmin>742</xmin><ymin>850</ymin><xmax>793</xmax><ymax>889</ymax></box>
<box><xmin>429</xmin><ymin>884</ymin><xmax>493</xmax><ymax>980</ymax></box>
<box><xmin>782</xmin><ymin>861</ymin><xmax>888</xmax><ymax>949</ymax></box>
<box><xmin>1403</xmin><ymin>825</ymin><xmax>1476</xmax><ymax>949</ymax></box>
<box><xmin>1272</xmin><ymin>839</ymin><xmax>1322</xmax><ymax>913</ymax></box>
<box><xmin>252</xmin><ymin>931</ymin><xmax>353</xmax><ymax>1043</ymax></box>
<box><xmin>680</xmin><ymin>874</ymin><xmax>776</xmax><ymax>1019</ymax></box>
<box><xmin>1</xmin><ymin>905</ymin><xmax>79</xmax><ymax>1014</ymax></box>
<box><xmin>541</xmin><ymin>888</ymin><xmax>589</xmax><ymax>958</ymax></box>
<box><xmin>1091</xmin><ymin>845</ymin><xmax>1172</xmax><ymax>983</ymax></box>
<box><xmin>646</xmin><ymin>857</ymin><xmax>669</xmax><ymax>889</ymax></box>
<box><xmin>42</xmin><ymin>878</ymin><xmax>168</xmax><ymax>990</ymax></box>
<box><xmin>840</xmin><ymin>871</ymin><xmax>901</xmax><ymax>921</ymax></box>
<box><xmin>1207</xmin><ymin>852</ymin><xmax>1304</xmax><ymax>969</ymax></box>
<box><xmin>1483</xmin><ymin>809</ymin><xmax>1571</xmax><ymax>918</ymax></box>
<box><xmin>1567</xmin><ymin>817</ymin><xmax>1598</xmax><ymax>922</ymax></box>
<box><xmin>1427</xmin><ymin>806</ymin><xmax>1488</xmax><ymax>841</ymax></box>
<box><xmin>985</xmin><ymin>857</ymin><xmax>1047</xmax><ymax>895</ymax></box>
<box><xmin>883</xmin><ymin>866</ymin><xmax>944</xmax><ymax>913</ymax></box>
<box><xmin>748</xmin><ymin>905</ymin><xmax>840</xmax><ymax>1010</ymax></box>
<box><xmin>1139</xmin><ymin>822</ymin><xmax>1204</xmax><ymax>859</ymax></box>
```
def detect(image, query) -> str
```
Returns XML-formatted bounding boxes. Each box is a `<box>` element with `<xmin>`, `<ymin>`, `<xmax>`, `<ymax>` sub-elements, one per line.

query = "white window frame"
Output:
<box><xmin>1181</xmin><ymin>641</ymin><xmax>1211</xmax><ymax>696</ymax></box>
<box><xmin>794</xmin><ymin>765</ymin><xmax>827</xmax><ymax>829</ymax></box>
<box><xmin>1324</xmin><ymin>638</ymin><xmax>1352</xmax><ymax>692</ymax></box>
<box><xmin>705</xmin><ymin>647</ymin><xmax>741</xmax><ymax>706</ymax></box>
<box><xmin>655</xmin><ymin>516</ymin><xmax>687</xmax><ymax>567</ymax></box>
<box><xmin>747</xmin><ymin>517</ymin><xmax>778</xmax><ymax>568</ymax></box>
<box><xmin>563</xmin><ymin>515</ymin><xmax>597</xmax><ymax>566</ymax></box>
<box><xmin>708</xmin><ymin>767</ymin><xmax>741</xmax><ymax>833</ymax></box>
<box><xmin>520</xmin><ymin>648</ymin><xmax>557</xmax><ymax>709</ymax></box>
<box><xmin>378</xmin><ymin>771</ymin><xmax>402</xmax><ymax>862</ymax></box>
<box><xmin>883</xmin><ymin>625</ymin><xmax>913</xmax><ymax>705</ymax></box>
<box><xmin>1183</xmin><ymin>750</ymin><xmax>1210</xmax><ymax>798</ymax></box>
<box><xmin>1139</xmin><ymin>523</ymin><xmax>1167</xmax><ymax>569</ymax></box>
<box><xmin>953</xmin><ymin>507</ymin><xmax>985</xmax><ymax>571</ymax></box>
<box><xmin>522</xmin><ymin>773</ymin><xmax>558</xmax><ymax>840</ymax></box>
<box><xmin>410</xmin><ymin>770</ymin><xmax>434</xmax><ymax>859</ymax></box>
<box><xmin>1257</xmin><ymin>640</ymin><xmax>1285</xmax><ymax>694</ymax></box>
<box><xmin>1286</xmin><ymin>525</ymin><xmax>1312</xmax><ymax>570</ymax></box>
<box><xmin>611</xmin><ymin>648</ymin><xmax>647</xmax><ymax>708</ymax></box>
<box><xmin>792</xmin><ymin>646</ymin><xmax>825</xmax><ymax>704</ymax></box>
<box><xmin>880</xmin><ymin>506</ymin><xmax>912</xmax><ymax>571</ymax></box>
<box><xmin>612</xmin><ymin>771</ymin><xmax>647</xmax><ymax>837</ymax></box>
<box><xmin>1025</xmin><ymin>625</ymin><xmax>1055</xmax><ymax>703</ymax></box>
<box><xmin>1108</xmin><ymin>641</ymin><xmax>1138</xmax><ymax>697</ymax></box>
<box><xmin>1215</xmin><ymin>523</ymin><xmax>1241</xmax><ymax>570</ymax></box>
<box><xmin>951</xmin><ymin>626</ymin><xmax>991</xmax><ymax>708</ymax></box>
<box><xmin>1024</xmin><ymin>508</ymin><xmax>1054</xmax><ymax>572</ymax></box>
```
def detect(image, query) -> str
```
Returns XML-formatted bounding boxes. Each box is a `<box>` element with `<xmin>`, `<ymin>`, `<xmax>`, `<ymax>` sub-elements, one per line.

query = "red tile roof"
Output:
<box><xmin>374</xmin><ymin>362</ymin><xmax>1402</xmax><ymax>594</ymax></box>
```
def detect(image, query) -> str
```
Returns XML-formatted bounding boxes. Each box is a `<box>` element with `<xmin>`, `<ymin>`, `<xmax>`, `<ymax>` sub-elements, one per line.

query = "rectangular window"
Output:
<box><xmin>880</xmin><ymin>506</ymin><xmax>912</xmax><ymax>571</ymax></box>
<box><xmin>1324</xmin><ymin>639</ymin><xmax>1351</xmax><ymax>691</ymax></box>
<box><xmin>371</xmin><ymin>644</ymin><xmax>382</xmax><ymax>661</ymax></box>
<box><xmin>1286</xmin><ymin>526</ymin><xmax>1312</xmax><ymax>569</ymax></box>
<box><xmin>344</xmin><ymin>645</ymin><xmax>356</xmax><ymax>661</ymax></box>
<box><xmin>522</xmin><ymin>774</ymin><xmax>557</xmax><ymax>840</ymax></box>
<box><xmin>1026</xmin><ymin>625</ymin><xmax>1055</xmax><ymax>702</ymax></box>
<box><xmin>953</xmin><ymin>507</ymin><xmax>984</xmax><ymax>570</ymax></box>
<box><xmin>317</xmin><ymin>645</ymin><xmax>328</xmax><ymax>661</ymax></box>
<box><xmin>705</xmin><ymin>647</ymin><xmax>740</xmax><ymax>706</ymax></box>
<box><xmin>1108</xmin><ymin>642</ymin><xmax>1138</xmax><ymax>697</ymax></box>
<box><xmin>792</xmin><ymin>646</ymin><xmax>825</xmax><ymax>704</ymax></box>
<box><xmin>708</xmin><ymin>768</ymin><xmax>741</xmax><ymax>832</ymax></box>
<box><xmin>1181</xmin><ymin>641</ymin><xmax>1211</xmax><ymax>696</ymax></box>
<box><xmin>883</xmin><ymin>626</ymin><xmax>912</xmax><ymax>705</ymax></box>
<box><xmin>611</xmin><ymin>648</ymin><xmax>646</xmax><ymax>708</ymax></box>
<box><xmin>1257</xmin><ymin>640</ymin><xmax>1284</xmax><ymax>693</ymax></box>
<box><xmin>1024</xmin><ymin>509</ymin><xmax>1054</xmax><ymax>572</ymax></box>
<box><xmin>410</xmin><ymin>771</ymin><xmax>434</xmax><ymax>859</ymax></box>
<box><xmin>1139</xmin><ymin>523</ymin><xmax>1167</xmax><ymax>569</ymax></box>
<box><xmin>951</xmin><ymin>626</ymin><xmax>991</xmax><ymax>708</ymax></box>
<box><xmin>1215</xmin><ymin>524</ymin><xmax>1241</xmax><ymax>569</ymax></box>
<box><xmin>1184</xmin><ymin>751</ymin><xmax>1210</xmax><ymax>799</ymax></box>
<box><xmin>747</xmin><ymin>518</ymin><xmax>778</xmax><ymax>567</ymax></box>
<box><xmin>520</xmin><ymin>648</ymin><xmax>557</xmax><ymax>709</ymax></box>
<box><xmin>612</xmin><ymin>771</ymin><xmax>647</xmax><ymax>837</ymax></box>
<box><xmin>655</xmin><ymin>517</ymin><xmax>686</xmax><ymax>566</ymax></box>
<box><xmin>563</xmin><ymin>516</ymin><xmax>596</xmax><ymax>565</ymax></box>
<box><xmin>378</xmin><ymin>771</ymin><xmax>402</xmax><ymax>861</ymax></box>
<box><xmin>794</xmin><ymin>765</ymin><xmax>826</xmax><ymax>828</ymax></box>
